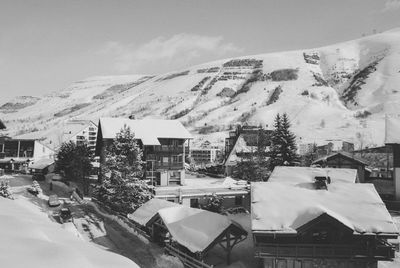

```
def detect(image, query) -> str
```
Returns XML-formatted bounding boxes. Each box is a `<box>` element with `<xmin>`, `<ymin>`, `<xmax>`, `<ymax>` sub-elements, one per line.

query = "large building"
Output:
<box><xmin>61</xmin><ymin>120</ymin><xmax>98</xmax><ymax>153</ymax></box>
<box><xmin>95</xmin><ymin>117</ymin><xmax>192</xmax><ymax>187</ymax></box>
<box><xmin>0</xmin><ymin>137</ymin><xmax>56</xmax><ymax>172</ymax></box>
<box><xmin>251</xmin><ymin>167</ymin><xmax>398</xmax><ymax>268</ymax></box>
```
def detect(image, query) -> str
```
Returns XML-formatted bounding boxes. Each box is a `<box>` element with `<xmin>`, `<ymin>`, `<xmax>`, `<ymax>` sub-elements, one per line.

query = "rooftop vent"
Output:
<box><xmin>314</xmin><ymin>176</ymin><xmax>331</xmax><ymax>190</ymax></box>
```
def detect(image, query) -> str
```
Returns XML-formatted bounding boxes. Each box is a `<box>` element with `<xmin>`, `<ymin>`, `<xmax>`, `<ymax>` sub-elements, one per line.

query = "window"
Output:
<box><xmin>235</xmin><ymin>196</ymin><xmax>243</xmax><ymax>206</ymax></box>
<box><xmin>190</xmin><ymin>199</ymin><xmax>199</xmax><ymax>208</ymax></box>
<box><xmin>163</xmin><ymin>157</ymin><xmax>169</xmax><ymax>164</ymax></box>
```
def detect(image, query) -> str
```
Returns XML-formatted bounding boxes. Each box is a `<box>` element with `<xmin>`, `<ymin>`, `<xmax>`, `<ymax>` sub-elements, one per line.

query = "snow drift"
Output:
<box><xmin>0</xmin><ymin>197</ymin><xmax>139</xmax><ymax>268</ymax></box>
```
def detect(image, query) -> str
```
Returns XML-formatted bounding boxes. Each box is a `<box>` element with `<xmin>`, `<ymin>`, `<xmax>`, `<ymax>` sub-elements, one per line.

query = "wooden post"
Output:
<box><xmin>226</xmin><ymin>231</ymin><xmax>231</xmax><ymax>265</ymax></box>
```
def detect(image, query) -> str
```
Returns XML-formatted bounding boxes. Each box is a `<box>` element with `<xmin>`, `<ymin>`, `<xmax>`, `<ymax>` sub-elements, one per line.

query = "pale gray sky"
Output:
<box><xmin>0</xmin><ymin>0</ymin><xmax>400</xmax><ymax>100</ymax></box>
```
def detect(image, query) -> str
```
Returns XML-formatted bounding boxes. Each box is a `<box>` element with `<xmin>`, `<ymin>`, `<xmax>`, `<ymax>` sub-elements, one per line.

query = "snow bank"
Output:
<box><xmin>385</xmin><ymin>116</ymin><xmax>400</xmax><ymax>144</ymax></box>
<box><xmin>0</xmin><ymin>197</ymin><xmax>139</xmax><ymax>268</ymax></box>
<box><xmin>251</xmin><ymin>182</ymin><xmax>398</xmax><ymax>235</ymax></box>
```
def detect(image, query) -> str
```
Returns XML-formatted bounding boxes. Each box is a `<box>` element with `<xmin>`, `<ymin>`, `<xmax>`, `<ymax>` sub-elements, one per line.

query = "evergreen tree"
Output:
<box><xmin>268</xmin><ymin>113</ymin><xmax>298</xmax><ymax>170</ymax></box>
<box><xmin>95</xmin><ymin>125</ymin><xmax>151</xmax><ymax>214</ymax></box>
<box><xmin>55</xmin><ymin>141</ymin><xmax>93</xmax><ymax>195</ymax></box>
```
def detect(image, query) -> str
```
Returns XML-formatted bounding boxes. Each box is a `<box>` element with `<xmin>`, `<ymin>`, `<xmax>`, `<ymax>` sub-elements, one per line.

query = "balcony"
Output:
<box><xmin>254</xmin><ymin>243</ymin><xmax>395</xmax><ymax>260</ymax></box>
<box><xmin>148</xmin><ymin>162</ymin><xmax>184</xmax><ymax>170</ymax></box>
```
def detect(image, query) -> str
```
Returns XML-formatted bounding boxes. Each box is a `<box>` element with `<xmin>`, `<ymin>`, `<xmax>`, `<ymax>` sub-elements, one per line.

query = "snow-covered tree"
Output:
<box><xmin>0</xmin><ymin>180</ymin><xmax>13</xmax><ymax>199</ymax></box>
<box><xmin>95</xmin><ymin>125</ymin><xmax>151</xmax><ymax>214</ymax></box>
<box><xmin>202</xmin><ymin>193</ymin><xmax>224</xmax><ymax>213</ymax></box>
<box><xmin>269</xmin><ymin>113</ymin><xmax>298</xmax><ymax>170</ymax></box>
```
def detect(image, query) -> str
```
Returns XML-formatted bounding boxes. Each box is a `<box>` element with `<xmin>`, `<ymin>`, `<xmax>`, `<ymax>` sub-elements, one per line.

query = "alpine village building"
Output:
<box><xmin>95</xmin><ymin>117</ymin><xmax>192</xmax><ymax>187</ymax></box>
<box><xmin>251</xmin><ymin>166</ymin><xmax>398</xmax><ymax>268</ymax></box>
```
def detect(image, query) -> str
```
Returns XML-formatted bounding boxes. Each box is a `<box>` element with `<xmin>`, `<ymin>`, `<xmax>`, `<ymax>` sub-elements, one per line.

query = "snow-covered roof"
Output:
<box><xmin>385</xmin><ymin>116</ymin><xmax>400</xmax><ymax>144</ymax></box>
<box><xmin>128</xmin><ymin>198</ymin><xmax>179</xmax><ymax>226</ymax></box>
<box><xmin>158</xmin><ymin>206</ymin><xmax>243</xmax><ymax>253</ymax></box>
<box><xmin>98</xmin><ymin>117</ymin><xmax>192</xmax><ymax>145</ymax></box>
<box><xmin>0</xmin><ymin>197</ymin><xmax>138</xmax><ymax>268</ymax></box>
<box><xmin>312</xmin><ymin>151</ymin><xmax>369</xmax><ymax>166</ymax></box>
<box><xmin>251</xmin><ymin>181</ymin><xmax>398</xmax><ymax>235</ymax></box>
<box><xmin>269</xmin><ymin>166</ymin><xmax>358</xmax><ymax>184</ymax></box>
<box><xmin>29</xmin><ymin>158</ymin><xmax>55</xmax><ymax>170</ymax></box>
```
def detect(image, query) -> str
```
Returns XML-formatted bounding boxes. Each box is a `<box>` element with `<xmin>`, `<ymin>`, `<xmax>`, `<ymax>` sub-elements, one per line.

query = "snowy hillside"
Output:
<box><xmin>2</xmin><ymin>29</ymin><xmax>400</xmax><ymax>148</ymax></box>
<box><xmin>0</xmin><ymin>197</ymin><xmax>139</xmax><ymax>268</ymax></box>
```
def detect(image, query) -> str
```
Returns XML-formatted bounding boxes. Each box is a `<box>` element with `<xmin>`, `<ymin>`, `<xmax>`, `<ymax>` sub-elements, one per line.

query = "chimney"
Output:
<box><xmin>314</xmin><ymin>176</ymin><xmax>331</xmax><ymax>190</ymax></box>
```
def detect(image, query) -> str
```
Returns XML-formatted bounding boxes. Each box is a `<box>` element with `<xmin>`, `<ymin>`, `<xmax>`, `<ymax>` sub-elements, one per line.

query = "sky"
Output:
<box><xmin>0</xmin><ymin>0</ymin><xmax>400</xmax><ymax>100</ymax></box>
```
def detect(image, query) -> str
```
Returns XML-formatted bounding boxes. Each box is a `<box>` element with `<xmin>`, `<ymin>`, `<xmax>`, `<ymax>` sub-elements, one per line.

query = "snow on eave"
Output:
<box><xmin>128</xmin><ymin>198</ymin><xmax>179</xmax><ymax>226</ymax></box>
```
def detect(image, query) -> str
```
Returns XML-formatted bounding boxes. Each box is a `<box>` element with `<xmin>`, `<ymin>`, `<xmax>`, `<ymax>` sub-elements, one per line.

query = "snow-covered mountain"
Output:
<box><xmin>2</xmin><ymin>29</ymin><xmax>400</xmax><ymax>148</ymax></box>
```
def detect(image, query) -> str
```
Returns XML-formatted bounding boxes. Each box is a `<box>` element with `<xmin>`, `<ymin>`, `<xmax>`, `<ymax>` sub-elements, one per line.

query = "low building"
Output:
<box><xmin>312</xmin><ymin>151</ymin><xmax>369</xmax><ymax>182</ymax></box>
<box><xmin>95</xmin><ymin>117</ymin><xmax>192</xmax><ymax>187</ymax></box>
<box><xmin>0</xmin><ymin>137</ymin><xmax>56</xmax><ymax>172</ymax></box>
<box><xmin>129</xmin><ymin>199</ymin><xmax>247</xmax><ymax>266</ymax></box>
<box><xmin>251</xmin><ymin>171</ymin><xmax>398</xmax><ymax>268</ymax></box>
<box><xmin>152</xmin><ymin>174</ymin><xmax>250</xmax><ymax>209</ymax></box>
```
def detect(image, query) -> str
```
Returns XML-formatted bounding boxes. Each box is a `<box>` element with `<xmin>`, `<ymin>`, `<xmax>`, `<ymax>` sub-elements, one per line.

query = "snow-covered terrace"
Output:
<box><xmin>153</xmin><ymin>175</ymin><xmax>249</xmax><ymax>199</ymax></box>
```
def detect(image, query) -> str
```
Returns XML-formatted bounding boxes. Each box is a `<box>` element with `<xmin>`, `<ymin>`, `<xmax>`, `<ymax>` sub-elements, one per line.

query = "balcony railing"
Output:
<box><xmin>254</xmin><ymin>243</ymin><xmax>395</xmax><ymax>260</ymax></box>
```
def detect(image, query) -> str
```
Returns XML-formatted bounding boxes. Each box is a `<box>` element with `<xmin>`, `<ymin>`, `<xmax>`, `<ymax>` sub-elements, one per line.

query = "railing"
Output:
<box><xmin>165</xmin><ymin>244</ymin><xmax>213</xmax><ymax>268</ymax></box>
<box><xmin>255</xmin><ymin>243</ymin><xmax>395</xmax><ymax>260</ymax></box>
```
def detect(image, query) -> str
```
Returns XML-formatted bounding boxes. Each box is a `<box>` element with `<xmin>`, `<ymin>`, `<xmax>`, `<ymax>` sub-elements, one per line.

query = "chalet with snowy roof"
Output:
<box><xmin>251</xmin><ymin>174</ymin><xmax>398</xmax><ymax>268</ymax></box>
<box><xmin>224</xmin><ymin>125</ymin><xmax>272</xmax><ymax>176</ymax></box>
<box><xmin>95</xmin><ymin>117</ymin><xmax>192</xmax><ymax>187</ymax></box>
<box><xmin>312</xmin><ymin>151</ymin><xmax>369</xmax><ymax>182</ymax></box>
<box><xmin>129</xmin><ymin>198</ymin><xmax>247</xmax><ymax>266</ymax></box>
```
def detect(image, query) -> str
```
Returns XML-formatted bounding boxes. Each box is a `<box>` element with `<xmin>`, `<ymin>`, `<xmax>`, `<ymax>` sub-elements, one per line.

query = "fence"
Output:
<box><xmin>165</xmin><ymin>244</ymin><xmax>213</xmax><ymax>268</ymax></box>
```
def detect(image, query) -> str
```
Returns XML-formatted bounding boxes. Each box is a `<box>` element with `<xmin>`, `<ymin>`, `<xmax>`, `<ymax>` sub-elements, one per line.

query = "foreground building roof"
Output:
<box><xmin>98</xmin><ymin>117</ymin><xmax>192</xmax><ymax>146</ymax></box>
<box><xmin>269</xmin><ymin>166</ymin><xmax>358</xmax><ymax>184</ymax></box>
<box><xmin>128</xmin><ymin>198</ymin><xmax>179</xmax><ymax>226</ymax></box>
<box><xmin>251</xmin><ymin>181</ymin><xmax>398</xmax><ymax>236</ymax></box>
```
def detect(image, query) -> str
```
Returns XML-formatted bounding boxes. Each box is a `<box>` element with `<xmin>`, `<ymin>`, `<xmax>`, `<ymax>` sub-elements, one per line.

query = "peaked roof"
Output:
<box><xmin>385</xmin><ymin>116</ymin><xmax>400</xmax><ymax>144</ymax></box>
<box><xmin>251</xmin><ymin>181</ymin><xmax>398</xmax><ymax>236</ymax></box>
<box><xmin>157</xmin><ymin>206</ymin><xmax>246</xmax><ymax>253</ymax></box>
<box><xmin>269</xmin><ymin>166</ymin><xmax>358</xmax><ymax>184</ymax></box>
<box><xmin>312</xmin><ymin>151</ymin><xmax>369</xmax><ymax>166</ymax></box>
<box><xmin>98</xmin><ymin>117</ymin><xmax>192</xmax><ymax>145</ymax></box>
<box><xmin>225</xmin><ymin>135</ymin><xmax>258</xmax><ymax>166</ymax></box>
<box><xmin>128</xmin><ymin>198</ymin><xmax>179</xmax><ymax>226</ymax></box>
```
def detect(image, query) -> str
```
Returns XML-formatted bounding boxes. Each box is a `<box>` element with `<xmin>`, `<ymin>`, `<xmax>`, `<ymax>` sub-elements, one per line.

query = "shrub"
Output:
<box><xmin>301</xmin><ymin>90</ymin><xmax>309</xmax><ymax>96</ymax></box>
<box><xmin>354</xmin><ymin>110</ymin><xmax>372</xmax><ymax>119</ymax></box>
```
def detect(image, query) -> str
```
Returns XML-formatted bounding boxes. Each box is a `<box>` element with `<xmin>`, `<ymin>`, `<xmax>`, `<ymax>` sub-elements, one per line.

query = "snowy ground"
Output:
<box><xmin>4</xmin><ymin>174</ymin><xmax>183</xmax><ymax>268</ymax></box>
<box><xmin>3</xmin><ymin>173</ymin><xmax>400</xmax><ymax>268</ymax></box>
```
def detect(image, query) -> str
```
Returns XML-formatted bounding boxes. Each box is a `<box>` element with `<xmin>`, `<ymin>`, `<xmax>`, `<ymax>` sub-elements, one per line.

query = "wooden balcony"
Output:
<box><xmin>147</xmin><ymin>162</ymin><xmax>184</xmax><ymax>170</ymax></box>
<box><xmin>255</xmin><ymin>243</ymin><xmax>395</xmax><ymax>260</ymax></box>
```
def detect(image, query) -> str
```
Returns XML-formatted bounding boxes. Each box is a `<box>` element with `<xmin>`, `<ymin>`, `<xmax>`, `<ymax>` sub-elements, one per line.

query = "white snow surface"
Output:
<box><xmin>269</xmin><ymin>166</ymin><xmax>358</xmax><ymax>185</ymax></box>
<box><xmin>128</xmin><ymin>198</ymin><xmax>179</xmax><ymax>226</ymax></box>
<box><xmin>158</xmin><ymin>206</ymin><xmax>234</xmax><ymax>253</ymax></box>
<box><xmin>99</xmin><ymin>117</ymin><xmax>193</xmax><ymax>144</ymax></box>
<box><xmin>385</xmin><ymin>116</ymin><xmax>400</xmax><ymax>144</ymax></box>
<box><xmin>0</xmin><ymin>197</ymin><xmax>139</xmax><ymax>268</ymax></box>
<box><xmin>251</xmin><ymin>181</ymin><xmax>398</xmax><ymax>235</ymax></box>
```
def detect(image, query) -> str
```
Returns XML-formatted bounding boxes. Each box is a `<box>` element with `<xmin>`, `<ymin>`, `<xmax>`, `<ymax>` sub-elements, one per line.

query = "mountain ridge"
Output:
<box><xmin>1</xmin><ymin>29</ymin><xmax>400</xmax><ymax>149</ymax></box>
